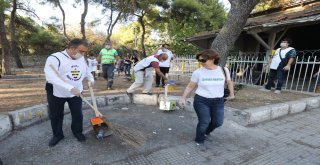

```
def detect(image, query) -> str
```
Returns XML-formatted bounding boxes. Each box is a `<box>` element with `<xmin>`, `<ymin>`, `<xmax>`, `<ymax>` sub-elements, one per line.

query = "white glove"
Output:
<box><xmin>88</xmin><ymin>81</ymin><xmax>94</xmax><ymax>87</ymax></box>
<box><xmin>70</xmin><ymin>87</ymin><xmax>81</xmax><ymax>96</ymax></box>
<box><xmin>226</xmin><ymin>96</ymin><xmax>235</xmax><ymax>100</ymax></box>
<box><xmin>178</xmin><ymin>97</ymin><xmax>186</xmax><ymax>109</ymax></box>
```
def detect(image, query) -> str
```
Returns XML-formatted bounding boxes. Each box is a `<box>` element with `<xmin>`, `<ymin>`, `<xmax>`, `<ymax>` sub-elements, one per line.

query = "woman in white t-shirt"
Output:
<box><xmin>179</xmin><ymin>49</ymin><xmax>235</xmax><ymax>151</ymax></box>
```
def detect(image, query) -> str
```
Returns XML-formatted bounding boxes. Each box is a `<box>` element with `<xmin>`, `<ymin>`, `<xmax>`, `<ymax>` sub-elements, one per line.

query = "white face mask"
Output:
<box><xmin>162</xmin><ymin>48</ymin><xmax>168</xmax><ymax>52</ymax></box>
<box><xmin>74</xmin><ymin>52</ymin><xmax>83</xmax><ymax>59</ymax></box>
<box><xmin>280</xmin><ymin>42</ymin><xmax>287</xmax><ymax>48</ymax></box>
<box><xmin>105</xmin><ymin>45</ymin><xmax>111</xmax><ymax>49</ymax></box>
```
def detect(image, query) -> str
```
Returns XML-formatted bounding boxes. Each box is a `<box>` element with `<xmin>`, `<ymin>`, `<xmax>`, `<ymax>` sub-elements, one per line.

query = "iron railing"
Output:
<box><xmin>170</xmin><ymin>50</ymin><xmax>320</xmax><ymax>93</ymax></box>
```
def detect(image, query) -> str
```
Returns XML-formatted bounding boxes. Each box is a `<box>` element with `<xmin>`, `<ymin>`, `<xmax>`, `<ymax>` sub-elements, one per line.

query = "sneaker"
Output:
<box><xmin>259</xmin><ymin>88</ymin><xmax>271</xmax><ymax>92</ymax></box>
<box><xmin>49</xmin><ymin>135</ymin><xmax>64</xmax><ymax>147</ymax></box>
<box><xmin>107</xmin><ymin>87</ymin><xmax>112</xmax><ymax>90</ymax></box>
<box><xmin>74</xmin><ymin>133</ymin><xmax>86</xmax><ymax>142</ymax></box>
<box><xmin>126</xmin><ymin>92</ymin><xmax>133</xmax><ymax>102</ymax></box>
<box><xmin>196</xmin><ymin>142</ymin><xmax>207</xmax><ymax>152</ymax></box>
<box><xmin>142</xmin><ymin>92</ymin><xmax>153</xmax><ymax>95</ymax></box>
<box><xmin>155</xmin><ymin>84</ymin><xmax>160</xmax><ymax>87</ymax></box>
<box><xmin>274</xmin><ymin>90</ymin><xmax>281</xmax><ymax>94</ymax></box>
<box><xmin>204</xmin><ymin>134</ymin><xmax>214</xmax><ymax>142</ymax></box>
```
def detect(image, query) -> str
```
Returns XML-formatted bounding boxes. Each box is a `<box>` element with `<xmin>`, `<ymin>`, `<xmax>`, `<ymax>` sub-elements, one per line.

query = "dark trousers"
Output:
<box><xmin>156</xmin><ymin>67</ymin><xmax>170</xmax><ymax>86</ymax></box>
<box><xmin>265</xmin><ymin>67</ymin><xmax>286</xmax><ymax>90</ymax></box>
<box><xmin>124</xmin><ymin>64</ymin><xmax>131</xmax><ymax>76</ymax></box>
<box><xmin>102</xmin><ymin>64</ymin><xmax>115</xmax><ymax>88</ymax></box>
<box><xmin>46</xmin><ymin>83</ymin><xmax>83</xmax><ymax>138</ymax></box>
<box><xmin>193</xmin><ymin>94</ymin><xmax>224</xmax><ymax>143</ymax></box>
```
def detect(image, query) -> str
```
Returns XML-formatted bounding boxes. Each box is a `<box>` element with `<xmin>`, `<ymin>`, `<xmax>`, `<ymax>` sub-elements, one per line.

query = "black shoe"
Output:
<box><xmin>142</xmin><ymin>92</ymin><xmax>153</xmax><ymax>95</ymax></box>
<box><xmin>126</xmin><ymin>91</ymin><xmax>133</xmax><ymax>97</ymax></box>
<box><xmin>74</xmin><ymin>133</ymin><xmax>86</xmax><ymax>142</ymax></box>
<box><xmin>49</xmin><ymin>135</ymin><xmax>64</xmax><ymax>147</ymax></box>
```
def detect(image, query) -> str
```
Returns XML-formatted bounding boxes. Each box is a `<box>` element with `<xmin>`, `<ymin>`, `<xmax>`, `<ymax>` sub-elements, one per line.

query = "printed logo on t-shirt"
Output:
<box><xmin>201</xmin><ymin>77</ymin><xmax>224</xmax><ymax>81</ymax></box>
<box><xmin>67</xmin><ymin>65</ymin><xmax>82</xmax><ymax>81</ymax></box>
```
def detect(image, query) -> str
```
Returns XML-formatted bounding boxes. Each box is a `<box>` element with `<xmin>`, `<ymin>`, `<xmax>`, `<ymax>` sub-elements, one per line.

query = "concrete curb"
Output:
<box><xmin>0</xmin><ymin>114</ymin><xmax>12</xmax><ymax>140</ymax></box>
<box><xmin>133</xmin><ymin>94</ymin><xmax>158</xmax><ymax>105</ymax></box>
<box><xmin>224</xmin><ymin>96</ymin><xmax>320</xmax><ymax>126</ymax></box>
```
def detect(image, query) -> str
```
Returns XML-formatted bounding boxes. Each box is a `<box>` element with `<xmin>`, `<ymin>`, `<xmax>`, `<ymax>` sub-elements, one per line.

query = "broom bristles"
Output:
<box><xmin>108</xmin><ymin>123</ymin><xmax>149</xmax><ymax>147</ymax></box>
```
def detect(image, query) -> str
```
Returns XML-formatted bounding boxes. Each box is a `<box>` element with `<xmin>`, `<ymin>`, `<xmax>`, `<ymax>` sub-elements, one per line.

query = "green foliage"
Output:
<box><xmin>254</xmin><ymin>0</ymin><xmax>283</xmax><ymax>12</ymax></box>
<box><xmin>13</xmin><ymin>15</ymin><xmax>66</xmax><ymax>55</ymax></box>
<box><xmin>0</xmin><ymin>0</ymin><xmax>10</xmax><ymax>12</ymax></box>
<box><xmin>154</xmin><ymin>0</ymin><xmax>226</xmax><ymax>55</ymax></box>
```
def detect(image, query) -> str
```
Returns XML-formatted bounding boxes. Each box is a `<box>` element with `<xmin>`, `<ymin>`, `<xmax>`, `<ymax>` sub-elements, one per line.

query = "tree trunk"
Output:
<box><xmin>105</xmin><ymin>11</ymin><xmax>122</xmax><ymax>43</ymax></box>
<box><xmin>80</xmin><ymin>0</ymin><xmax>88</xmax><ymax>40</ymax></box>
<box><xmin>138</xmin><ymin>12</ymin><xmax>146</xmax><ymax>58</ymax></box>
<box><xmin>0</xmin><ymin>12</ymin><xmax>12</xmax><ymax>75</ymax></box>
<box><xmin>10</xmin><ymin>0</ymin><xmax>23</xmax><ymax>68</ymax></box>
<box><xmin>211</xmin><ymin>0</ymin><xmax>260</xmax><ymax>66</ymax></box>
<box><xmin>57</xmin><ymin>0</ymin><xmax>69</xmax><ymax>40</ymax></box>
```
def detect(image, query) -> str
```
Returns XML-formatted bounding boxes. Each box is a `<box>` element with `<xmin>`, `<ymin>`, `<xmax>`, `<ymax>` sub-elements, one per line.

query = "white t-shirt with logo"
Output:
<box><xmin>87</xmin><ymin>58</ymin><xmax>98</xmax><ymax>72</ymax></box>
<box><xmin>156</xmin><ymin>49</ymin><xmax>173</xmax><ymax>67</ymax></box>
<box><xmin>270</xmin><ymin>47</ymin><xmax>294</xmax><ymax>70</ymax></box>
<box><xmin>191</xmin><ymin>66</ymin><xmax>231</xmax><ymax>98</ymax></box>
<box><xmin>44</xmin><ymin>50</ymin><xmax>94</xmax><ymax>98</ymax></box>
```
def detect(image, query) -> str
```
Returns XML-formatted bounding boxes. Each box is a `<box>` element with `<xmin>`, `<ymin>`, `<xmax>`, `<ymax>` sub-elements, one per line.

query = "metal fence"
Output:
<box><xmin>170</xmin><ymin>50</ymin><xmax>320</xmax><ymax>93</ymax></box>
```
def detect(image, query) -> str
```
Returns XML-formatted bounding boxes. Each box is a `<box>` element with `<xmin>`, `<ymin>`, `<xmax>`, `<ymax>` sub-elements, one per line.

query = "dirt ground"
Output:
<box><xmin>0</xmin><ymin>75</ymin><xmax>314</xmax><ymax>112</ymax></box>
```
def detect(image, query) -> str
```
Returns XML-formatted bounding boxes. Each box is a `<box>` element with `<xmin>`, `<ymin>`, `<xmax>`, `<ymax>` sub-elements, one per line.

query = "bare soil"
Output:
<box><xmin>0</xmin><ymin>75</ymin><xmax>313</xmax><ymax>112</ymax></box>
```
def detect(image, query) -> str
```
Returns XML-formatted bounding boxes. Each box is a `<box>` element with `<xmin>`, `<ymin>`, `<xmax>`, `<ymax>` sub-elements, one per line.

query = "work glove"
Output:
<box><xmin>70</xmin><ymin>87</ymin><xmax>81</xmax><ymax>96</ymax></box>
<box><xmin>226</xmin><ymin>96</ymin><xmax>235</xmax><ymax>100</ymax></box>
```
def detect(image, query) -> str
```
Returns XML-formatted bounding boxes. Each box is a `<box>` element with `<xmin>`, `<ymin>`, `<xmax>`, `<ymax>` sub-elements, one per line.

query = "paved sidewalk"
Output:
<box><xmin>0</xmin><ymin>104</ymin><xmax>320</xmax><ymax>165</ymax></box>
<box><xmin>111</xmin><ymin>109</ymin><xmax>320</xmax><ymax>165</ymax></box>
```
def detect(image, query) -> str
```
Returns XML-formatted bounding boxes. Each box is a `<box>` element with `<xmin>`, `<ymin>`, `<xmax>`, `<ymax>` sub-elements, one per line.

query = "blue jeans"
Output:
<box><xmin>265</xmin><ymin>67</ymin><xmax>286</xmax><ymax>90</ymax></box>
<box><xmin>102</xmin><ymin>64</ymin><xmax>115</xmax><ymax>88</ymax></box>
<box><xmin>193</xmin><ymin>94</ymin><xmax>224</xmax><ymax>143</ymax></box>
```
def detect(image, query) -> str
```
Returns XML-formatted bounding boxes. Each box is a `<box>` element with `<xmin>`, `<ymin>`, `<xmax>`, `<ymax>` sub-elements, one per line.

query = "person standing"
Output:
<box><xmin>179</xmin><ymin>49</ymin><xmax>235</xmax><ymax>151</ymax></box>
<box><xmin>98</xmin><ymin>41</ymin><xmax>118</xmax><ymax>90</ymax></box>
<box><xmin>123</xmin><ymin>54</ymin><xmax>133</xmax><ymax>77</ymax></box>
<box><xmin>126</xmin><ymin>53</ymin><xmax>168</xmax><ymax>95</ymax></box>
<box><xmin>87</xmin><ymin>54</ymin><xmax>98</xmax><ymax>80</ymax></box>
<box><xmin>260</xmin><ymin>38</ymin><xmax>296</xmax><ymax>94</ymax></box>
<box><xmin>44</xmin><ymin>38</ymin><xmax>94</xmax><ymax>147</ymax></box>
<box><xmin>153</xmin><ymin>44</ymin><xmax>175</xmax><ymax>88</ymax></box>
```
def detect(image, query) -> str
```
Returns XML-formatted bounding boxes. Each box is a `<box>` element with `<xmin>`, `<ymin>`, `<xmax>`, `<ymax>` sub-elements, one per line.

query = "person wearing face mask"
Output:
<box><xmin>152</xmin><ymin>44</ymin><xmax>175</xmax><ymax>88</ymax></box>
<box><xmin>44</xmin><ymin>38</ymin><xmax>94</xmax><ymax>147</ymax></box>
<box><xmin>260</xmin><ymin>38</ymin><xmax>296</xmax><ymax>94</ymax></box>
<box><xmin>98</xmin><ymin>41</ymin><xmax>118</xmax><ymax>90</ymax></box>
<box><xmin>126</xmin><ymin>53</ymin><xmax>169</xmax><ymax>96</ymax></box>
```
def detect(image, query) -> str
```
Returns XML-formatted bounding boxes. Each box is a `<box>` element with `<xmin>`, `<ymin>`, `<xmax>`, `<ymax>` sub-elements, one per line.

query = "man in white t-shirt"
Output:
<box><xmin>152</xmin><ymin>44</ymin><xmax>175</xmax><ymax>88</ymax></box>
<box><xmin>126</xmin><ymin>54</ymin><xmax>168</xmax><ymax>96</ymax></box>
<box><xmin>261</xmin><ymin>38</ymin><xmax>296</xmax><ymax>94</ymax></box>
<box><xmin>44</xmin><ymin>39</ymin><xmax>94</xmax><ymax>147</ymax></box>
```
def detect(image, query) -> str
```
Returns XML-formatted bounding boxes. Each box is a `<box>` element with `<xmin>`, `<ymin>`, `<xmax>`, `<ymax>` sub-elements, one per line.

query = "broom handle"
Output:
<box><xmin>88</xmin><ymin>82</ymin><xmax>100</xmax><ymax>117</ymax></box>
<box><xmin>49</xmin><ymin>64</ymin><xmax>103</xmax><ymax>117</ymax></box>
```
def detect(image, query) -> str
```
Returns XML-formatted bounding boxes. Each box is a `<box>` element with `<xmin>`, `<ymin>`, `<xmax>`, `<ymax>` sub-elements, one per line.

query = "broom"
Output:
<box><xmin>49</xmin><ymin>64</ymin><xmax>148</xmax><ymax>147</ymax></box>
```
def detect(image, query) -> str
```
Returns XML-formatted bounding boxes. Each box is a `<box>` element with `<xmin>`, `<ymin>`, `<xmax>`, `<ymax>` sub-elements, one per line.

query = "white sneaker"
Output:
<box><xmin>259</xmin><ymin>88</ymin><xmax>271</xmax><ymax>92</ymax></box>
<box><xmin>274</xmin><ymin>90</ymin><xmax>281</xmax><ymax>94</ymax></box>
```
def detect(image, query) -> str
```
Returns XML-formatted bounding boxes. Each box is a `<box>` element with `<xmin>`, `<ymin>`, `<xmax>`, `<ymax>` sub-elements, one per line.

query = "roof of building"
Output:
<box><xmin>185</xmin><ymin>0</ymin><xmax>320</xmax><ymax>41</ymax></box>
